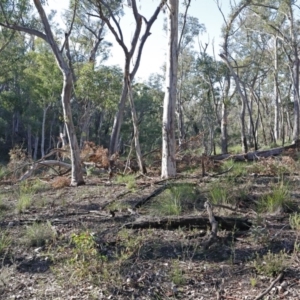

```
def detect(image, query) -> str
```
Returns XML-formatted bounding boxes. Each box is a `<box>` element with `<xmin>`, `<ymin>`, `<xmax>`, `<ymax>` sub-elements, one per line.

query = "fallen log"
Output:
<box><xmin>211</xmin><ymin>140</ymin><xmax>300</xmax><ymax>161</ymax></box>
<box><xmin>122</xmin><ymin>215</ymin><xmax>252</xmax><ymax>231</ymax></box>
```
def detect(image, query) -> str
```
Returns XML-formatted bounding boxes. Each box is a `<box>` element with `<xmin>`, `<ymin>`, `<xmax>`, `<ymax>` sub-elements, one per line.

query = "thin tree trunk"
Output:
<box><xmin>127</xmin><ymin>80</ymin><xmax>145</xmax><ymax>173</ymax></box>
<box><xmin>161</xmin><ymin>0</ymin><xmax>178</xmax><ymax>178</ymax></box>
<box><xmin>33</xmin><ymin>135</ymin><xmax>39</xmax><ymax>160</ymax></box>
<box><xmin>61</xmin><ymin>72</ymin><xmax>85</xmax><ymax>186</ymax></box>
<box><xmin>27</xmin><ymin>126</ymin><xmax>32</xmax><ymax>159</ymax></box>
<box><xmin>274</xmin><ymin>37</ymin><xmax>280</xmax><ymax>142</ymax></box>
<box><xmin>41</xmin><ymin>104</ymin><xmax>50</xmax><ymax>157</ymax></box>
<box><xmin>109</xmin><ymin>80</ymin><xmax>128</xmax><ymax>155</ymax></box>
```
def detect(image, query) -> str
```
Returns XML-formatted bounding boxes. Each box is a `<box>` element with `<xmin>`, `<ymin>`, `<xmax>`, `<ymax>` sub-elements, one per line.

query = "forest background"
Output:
<box><xmin>0</xmin><ymin>0</ymin><xmax>300</xmax><ymax>172</ymax></box>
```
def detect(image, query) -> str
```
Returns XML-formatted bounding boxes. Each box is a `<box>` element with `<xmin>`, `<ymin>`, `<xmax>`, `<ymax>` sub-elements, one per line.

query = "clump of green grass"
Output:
<box><xmin>0</xmin><ymin>231</ymin><xmax>11</xmax><ymax>255</ymax></box>
<box><xmin>290</xmin><ymin>213</ymin><xmax>300</xmax><ymax>231</ymax></box>
<box><xmin>24</xmin><ymin>221</ymin><xmax>56</xmax><ymax>247</ymax></box>
<box><xmin>150</xmin><ymin>184</ymin><xmax>198</xmax><ymax>216</ymax></box>
<box><xmin>116</xmin><ymin>174</ymin><xmax>136</xmax><ymax>190</ymax></box>
<box><xmin>253</xmin><ymin>250</ymin><xmax>287</xmax><ymax>276</ymax></box>
<box><xmin>16</xmin><ymin>194</ymin><xmax>32</xmax><ymax>213</ymax></box>
<box><xmin>208</xmin><ymin>182</ymin><xmax>231</xmax><ymax>205</ymax></box>
<box><xmin>19</xmin><ymin>179</ymin><xmax>48</xmax><ymax>194</ymax></box>
<box><xmin>221</xmin><ymin>159</ymin><xmax>248</xmax><ymax>177</ymax></box>
<box><xmin>258</xmin><ymin>182</ymin><xmax>292</xmax><ymax>213</ymax></box>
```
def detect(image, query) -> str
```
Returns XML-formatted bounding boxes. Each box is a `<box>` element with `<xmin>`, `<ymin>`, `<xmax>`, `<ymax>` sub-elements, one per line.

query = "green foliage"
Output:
<box><xmin>208</xmin><ymin>183</ymin><xmax>231</xmax><ymax>205</ymax></box>
<box><xmin>19</xmin><ymin>179</ymin><xmax>48</xmax><ymax>194</ymax></box>
<box><xmin>0</xmin><ymin>230</ymin><xmax>11</xmax><ymax>255</ymax></box>
<box><xmin>258</xmin><ymin>182</ymin><xmax>291</xmax><ymax>213</ymax></box>
<box><xmin>24</xmin><ymin>221</ymin><xmax>56</xmax><ymax>247</ymax></box>
<box><xmin>253</xmin><ymin>250</ymin><xmax>287</xmax><ymax>276</ymax></box>
<box><xmin>68</xmin><ymin>231</ymin><xmax>107</xmax><ymax>279</ymax></box>
<box><xmin>151</xmin><ymin>184</ymin><xmax>198</xmax><ymax>216</ymax></box>
<box><xmin>170</xmin><ymin>260</ymin><xmax>186</xmax><ymax>285</ymax></box>
<box><xmin>16</xmin><ymin>193</ymin><xmax>32</xmax><ymax>213</ymax></box>
<box><xmin>116</xmin><ymin>174</ymin><xmax>136</xmax><ymax>190</ymax></box>
<box><xmin>222</xmin><ymin>159</ymin><xmax>248</xmax><ymax>178</ymax></box>
<box><xmin>0</xmin><ymin>165</ymin><xmax>9</xmax><ymax>180</ymax></box>
<box><xmin>289</xmin><ymin>213</ymin><xmax>300</xmax><ymax>231</ymax></box>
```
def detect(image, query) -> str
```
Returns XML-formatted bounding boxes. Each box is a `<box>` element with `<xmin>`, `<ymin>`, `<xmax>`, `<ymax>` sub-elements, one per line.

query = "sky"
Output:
<box><xmin>47</xmin><ymin>0</ymin><xmax>231</xmax><ymax>81</ymax></box>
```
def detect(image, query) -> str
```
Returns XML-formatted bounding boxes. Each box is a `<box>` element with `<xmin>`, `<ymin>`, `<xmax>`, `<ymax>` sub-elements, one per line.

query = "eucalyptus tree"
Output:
<box><xmin>91</xmin><ymin>0</ymin><xmax>167</xmax><ymax>174</ymax></box>
<box><xmin>0</xmin><ymin>0</ymin><xmax>85</xmax><ymax>185</ymax></box>
<box><xmin>161</xmin><ymin>0</ymin><xmax>178</xmax><ymax>178</ymax></box>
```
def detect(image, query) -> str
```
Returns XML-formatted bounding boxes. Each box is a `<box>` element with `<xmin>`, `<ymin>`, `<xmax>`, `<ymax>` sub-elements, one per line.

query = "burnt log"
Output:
<box><xmin>122</xmin><ymin>215</ymin><xmax>252</xmax><ymax>231</ymax></box>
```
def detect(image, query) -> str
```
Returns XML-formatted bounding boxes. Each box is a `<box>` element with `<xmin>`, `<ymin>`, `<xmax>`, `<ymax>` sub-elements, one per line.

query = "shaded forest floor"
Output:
<box><xmin>0</xmin><ymin>153</ymin><xmax>300</xmax><ymax>299</ymax></box>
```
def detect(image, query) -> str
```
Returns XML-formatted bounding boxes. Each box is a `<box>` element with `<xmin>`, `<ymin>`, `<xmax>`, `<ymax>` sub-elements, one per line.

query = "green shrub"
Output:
<box><xmin>253</xmin><ymin>250</ymin><xmax>287</xmax><ymax>276</ymax></box>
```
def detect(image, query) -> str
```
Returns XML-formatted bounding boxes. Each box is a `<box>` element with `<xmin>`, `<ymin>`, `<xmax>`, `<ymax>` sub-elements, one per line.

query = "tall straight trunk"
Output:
<box><xmin>61</xmin><ymin>72</ymin><xmax>85</xmax><ymax>186</ymax></box>
<box><xmin>27</xmin><ymin>126</ymin><xmax>32</xmax><ymax>159</ymax></box>
<box><xmin>79</xmin><ymin>100</ymin><xmax>92</xmax><ymax>148</ymax></box>
<box><xmin>161</xmin><ymin>0</ymin><xmax>178</xmax><ymax>179</ymax></box>
<box><xmin>41</xmin><ymin>104</ymin><xmax>49</xmax><ymax>157</ymax></box>
<box><xmin>292</xmin><ymin>58</ymin><xmax>300</xmax><ymax>141</ymax></box>
<box><xmin>274</xmin><ymin>37</ymin><xmax>280</xmax><ymax>142</ymax></box>
<box><xmin>33</xmin><ymin>135</ymin><xmax>39</xmax><ymax>160</ymax></box>
<box><xmin>176</xmin><ymin>98</ymin><xmax>185</xmax><ymax>149</ymax></box>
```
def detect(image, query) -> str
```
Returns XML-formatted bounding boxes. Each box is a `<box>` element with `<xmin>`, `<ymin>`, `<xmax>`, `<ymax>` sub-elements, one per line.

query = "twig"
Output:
<box><xmin>254</xmin><ymin>272</ymin><xmax>284</xmax><ymax>300</ymax></box>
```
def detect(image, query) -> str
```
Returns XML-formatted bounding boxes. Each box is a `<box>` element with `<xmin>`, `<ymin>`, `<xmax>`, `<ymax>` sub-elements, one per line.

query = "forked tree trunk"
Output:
<box><xmin>61</xmin><ymin>72</ymin><xmax>85</xmax><ymax>186</ymax></box>
<box><xmin>127</xmin><ymin>80</ymin><xmax>145</xmax><ymax>173</ymax></box>
<box><xmin>109</xmin><ymin>81</ymin><xmax>128</xmax><ymax>155</ymax></box>
<box><xmin>161</xmin><ymin>0</ymin><xmax>178</xmax><ymax>178</ymax></box>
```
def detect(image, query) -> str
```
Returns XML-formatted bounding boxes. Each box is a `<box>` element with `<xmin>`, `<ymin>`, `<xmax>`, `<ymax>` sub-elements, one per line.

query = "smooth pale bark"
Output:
<box><xmin>273</xmin><ymin>37</ymin><xmax>280</xmax><ymax>142</ymax></box>
<box><xmin>27</xmin><ymin>126</ymin><xmax>32</xmax><ymax>158</ymax></box>
<box><xmin>41</xmin><ymin>104</ymin><xmax>50</xmax><ymax>157</ymax></box>
<box><xmin>161</xmin><ymin>0</ymin><xmax>178</xmax><ymax>178</ymax></box>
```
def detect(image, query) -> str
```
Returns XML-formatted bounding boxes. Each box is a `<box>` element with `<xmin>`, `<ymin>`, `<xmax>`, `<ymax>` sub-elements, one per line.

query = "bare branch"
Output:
<box><xmin>177</xmin><ymin>0</ymin><xmax>191</xmax><ymax>53</ymax></box>
<box><xmin>0</xmin><ymin>22</ymin><xmax>48</xmax><ymax>42</ymax></box>
<box><xmin>131</xmin><ymin>0</ymin><xmax>167</xmax><ymax>78</ymax></box>
<box><xmin>96</xmin><ymin>0</ymin><xmax>128</xmax><ymax>55</ymax></box>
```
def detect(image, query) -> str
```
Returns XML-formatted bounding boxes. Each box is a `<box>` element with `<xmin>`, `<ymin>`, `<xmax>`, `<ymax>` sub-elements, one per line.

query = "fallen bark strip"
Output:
<box><xmin>122</xmin><ymin>215</ymin><xmax>252</xmax><ymax>231</ymax></box>
<box><xmin>211</xmin><ymin>140</ymin><xmax>300</xmax><ymax>161</ymax></box>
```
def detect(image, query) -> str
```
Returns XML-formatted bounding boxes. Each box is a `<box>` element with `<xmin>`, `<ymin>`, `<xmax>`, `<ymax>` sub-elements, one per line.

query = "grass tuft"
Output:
<box><xmin>24</xmin><ymin>221</ymin><xmax>57</xmax><ymax>247</ymax></box>
<box><xmin>258</xmin><ymin>181</ymin><xmax>292</xmax><ymax>213</ymax></box>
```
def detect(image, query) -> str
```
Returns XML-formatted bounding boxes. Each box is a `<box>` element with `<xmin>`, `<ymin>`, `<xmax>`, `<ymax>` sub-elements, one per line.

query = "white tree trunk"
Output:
<box><xmin>161</xmin><ymin>0</ymin><xmax>178</xmax><ymax>179</ymax></box>
<box><xmin>41</xmin><ymin>104</ymin><xmax>49</xmax><ymax>157</ymax></box>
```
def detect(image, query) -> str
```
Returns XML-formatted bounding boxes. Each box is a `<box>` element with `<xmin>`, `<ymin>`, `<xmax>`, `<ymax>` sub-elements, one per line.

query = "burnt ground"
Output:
<box><xmin>0</xmin><ymin>165</ymin><xmax>300</xmax><ymax>300</ymax></box>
